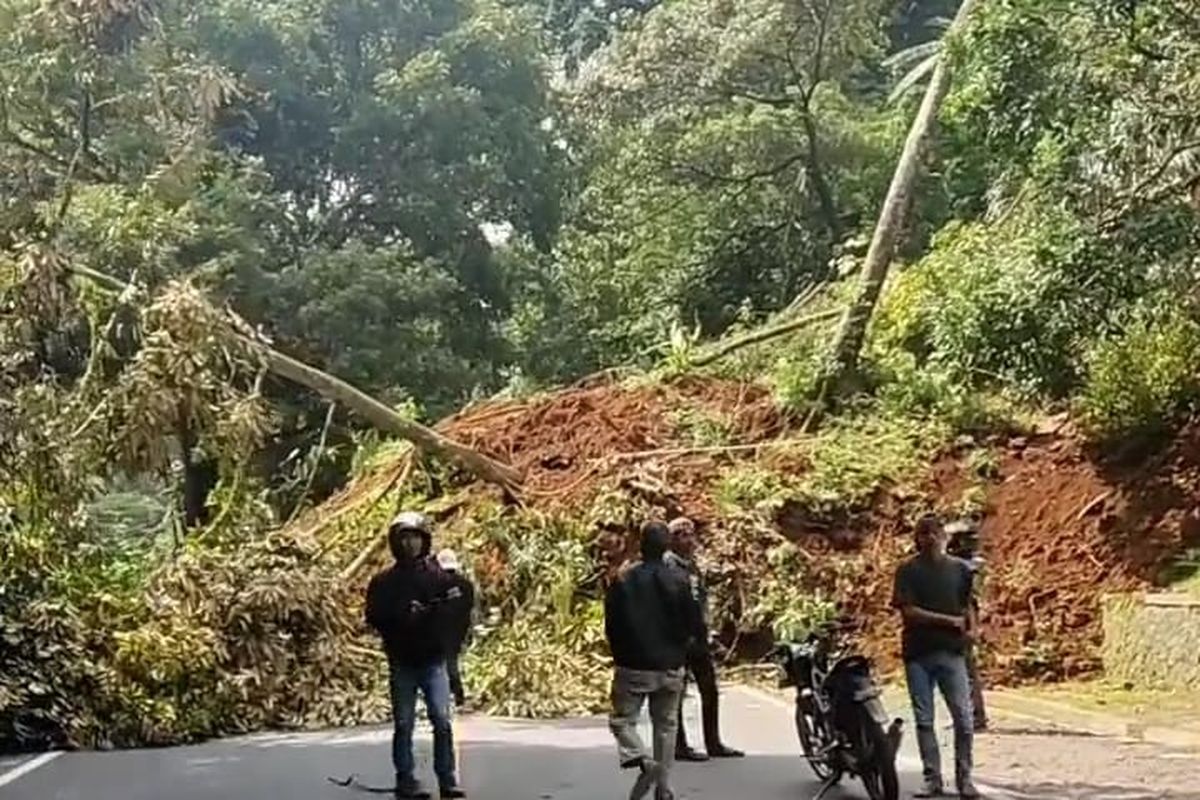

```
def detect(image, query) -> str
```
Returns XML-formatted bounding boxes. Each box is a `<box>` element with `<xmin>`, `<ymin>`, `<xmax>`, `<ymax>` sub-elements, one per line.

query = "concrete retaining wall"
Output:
<box><xmin>1102</xmin><ymin>593</ymin><xmax>1200</xmax><ymax>689</ymax></box>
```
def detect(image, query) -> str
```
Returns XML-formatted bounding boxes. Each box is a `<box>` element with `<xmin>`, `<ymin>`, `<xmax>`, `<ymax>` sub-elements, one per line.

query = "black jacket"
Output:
<box><xmin>443</xmin><ymin>570</ymin><xmax>476</xmax><ymax>655</ymax></box>
<box><xmin>665</xmin><ymin>551</ymin><xmax>709</xmax><ymax>631</ymax></box>
<box><xmin>605</xmin><ymin>559</ymin><xmax>704</xmax><ymax>671</ymax></box>
<box><xmin>365</xmin><ymin>535</ymin><xmax>458</xmax><ymax>668</ymax></box>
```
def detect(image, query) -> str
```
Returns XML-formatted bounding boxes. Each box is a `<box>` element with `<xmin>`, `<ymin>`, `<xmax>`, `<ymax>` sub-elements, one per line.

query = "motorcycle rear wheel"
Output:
<box><xmin>856</xmin><ymin>710</ymin><xmax>899</xmax><ymax>800</ymax></box>
<box><xmin>794</xmin><ymin>703</ymin><xmax>836</xmax><ymax>781</ymax></box>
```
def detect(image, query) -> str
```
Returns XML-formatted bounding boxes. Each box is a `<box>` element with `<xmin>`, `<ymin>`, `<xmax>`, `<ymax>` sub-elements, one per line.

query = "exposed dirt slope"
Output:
<box><xmin>333</xmin><ymin>376</ymin><xmax>1200</xmax><ymax>685</ymax></box>
<box><xmin>833</xmin><ymin>430</ymin><xmax>1200</xmax><ymax>682</ymax></box>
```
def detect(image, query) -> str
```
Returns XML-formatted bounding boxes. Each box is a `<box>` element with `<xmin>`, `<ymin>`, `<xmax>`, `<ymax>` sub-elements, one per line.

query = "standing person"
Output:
<box><xmin>892</xmin><ymin>514</ymin><xmax>979</xmax><ymax>799</ymax></box>
<box><xmin>665</xmin><ymin>517</ymin><xmax>743</xmax><ymax>761</ymax></box>
<box><xmin>436</xmin><ymin>548</ymin><xmax>476</xmax><ymax>708</ymax></box>
<box><xmin>606</xmin><ymin>521</ymin><xmax>705</xmax><ymax>800</ymax></box>
<box><xmin>366</xmin><ymin>512</ymin><xmax>467</xmax><ymax>800</ymax></box>
<box><xmin>946</xmin><ymin>518</ymin><xmax>989</xmax><ymax>732</ymax></box>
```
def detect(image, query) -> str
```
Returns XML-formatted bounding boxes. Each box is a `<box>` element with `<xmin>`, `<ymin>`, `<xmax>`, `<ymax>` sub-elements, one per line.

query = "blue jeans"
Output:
<box><xmin>905</xmin><ymin>652</ymin><xmax>973</xmax><ymax>788</ymax></box>
<box><xmin>389</xmin><ymin>660</ymin><xmax>457</xmax><ymax>789</ymax></box>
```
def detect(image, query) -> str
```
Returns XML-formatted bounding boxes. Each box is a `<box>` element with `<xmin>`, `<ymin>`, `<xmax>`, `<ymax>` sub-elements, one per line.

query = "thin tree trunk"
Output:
<box><xmin>824</xmin><ymin>0</ymin><xmax>982</xmax><ymax>387</ymax></box>
<box><xmin>67</xmin><ymin>265</ymin><xmax>524</xmax><ymax>491</ymax></box>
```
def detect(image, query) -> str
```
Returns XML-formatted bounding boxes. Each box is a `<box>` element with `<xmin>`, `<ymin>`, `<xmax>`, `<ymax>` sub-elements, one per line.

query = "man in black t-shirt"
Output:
<box><xmin>892</xmin><ymin>514</ymin><xmax>979</xmax><ymax>799</ymax></box>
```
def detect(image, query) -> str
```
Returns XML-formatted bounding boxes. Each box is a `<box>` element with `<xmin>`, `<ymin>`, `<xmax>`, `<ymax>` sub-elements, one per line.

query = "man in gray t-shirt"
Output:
<box><xmin>892</xmin><ymin>514</ymin><xmax>979</xmax><ymax>799</ymax></box>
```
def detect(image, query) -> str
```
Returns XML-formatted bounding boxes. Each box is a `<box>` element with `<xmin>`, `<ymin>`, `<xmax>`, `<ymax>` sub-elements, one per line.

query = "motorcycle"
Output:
<box><xmin>774</xmin><ymin>624</ymin><xmax>903</xmax><ymax>800</ymax></box>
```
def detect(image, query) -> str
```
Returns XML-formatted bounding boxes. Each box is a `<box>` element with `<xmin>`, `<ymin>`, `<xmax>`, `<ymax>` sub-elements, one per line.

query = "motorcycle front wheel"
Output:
<box><xmin>794</xmin><ymin>702</ymin><xmax>836</xmax><ymax>781</ymax></box>
<box><xmin>856</xmin><ymin>709</ymin><xmax>899</xmax><ymax>800</ymax></box>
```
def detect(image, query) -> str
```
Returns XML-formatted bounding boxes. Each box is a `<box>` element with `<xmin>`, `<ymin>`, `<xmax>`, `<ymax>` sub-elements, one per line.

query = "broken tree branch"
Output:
<box><xmin>688</xmin><ymin>307</ymin><xmax>841</xmax><ymax>368</ymax></box>
<box><xmin>65</xmin><ymin>264</ymin><xmax>524</xmax><ymax>491</ymax></box>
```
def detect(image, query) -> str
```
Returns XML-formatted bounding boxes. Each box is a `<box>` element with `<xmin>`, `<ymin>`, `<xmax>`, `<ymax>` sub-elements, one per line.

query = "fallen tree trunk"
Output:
<box><xmin>258</xmin><ymin>346</ymin><xmax>521</xmax><ymax>489</ymax></box>
<box><xmin>67</xmin><ymin>265</ymin><xmax>524</xmax><ymax>491</ymax></box>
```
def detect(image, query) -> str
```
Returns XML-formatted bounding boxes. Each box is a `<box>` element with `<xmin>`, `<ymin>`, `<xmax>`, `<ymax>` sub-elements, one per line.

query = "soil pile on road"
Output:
<box><xmin>326</xmin><ymin>375</ymin><xmax>1200</xmax><ymax>687</ymax></box>
<box><xmin>440</xmin><ymin>375</ymin><xmax>782</xmax><ymax>510</ymax></box>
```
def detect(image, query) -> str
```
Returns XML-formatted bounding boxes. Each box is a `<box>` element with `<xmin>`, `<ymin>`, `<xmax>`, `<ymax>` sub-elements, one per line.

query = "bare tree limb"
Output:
<box><xmin>688</xmin><ymin>307</ymin><xmax>840</xmax><ymax>368</ymax></box>
<box><xmin>664</xmin><ymin>152</ymin><xmax>807</xmax><ymax>187</ymax></box>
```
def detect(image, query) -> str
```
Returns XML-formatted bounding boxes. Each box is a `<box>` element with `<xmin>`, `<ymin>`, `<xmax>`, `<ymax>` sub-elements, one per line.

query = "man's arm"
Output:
<box><xmin>365</xmin><ymin>575</ymin><xmax>394</xmax><ymax>632</ymax></box>
<box><xmin>604</xmin><ymin>581</ymin><xmax>621</xmax><ymax>650</ymax></box>
<box><xmin>899</xmin><ymin>605</ymin><xmax>966</xmax><ymax>630</ymax></box>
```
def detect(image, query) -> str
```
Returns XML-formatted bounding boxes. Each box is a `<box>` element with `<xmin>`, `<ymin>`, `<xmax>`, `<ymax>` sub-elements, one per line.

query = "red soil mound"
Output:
<box><xmin>424</xmin><ymin>377</ymin><xmax>1200</xmax><ymax>685</ymax></box>
<box><xmin>440</xmin><ymin>375</ymin><xmax>781</xmax><ymax>510</ymax></box>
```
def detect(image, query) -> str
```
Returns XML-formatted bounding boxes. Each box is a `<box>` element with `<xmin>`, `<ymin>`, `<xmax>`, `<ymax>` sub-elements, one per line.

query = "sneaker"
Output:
<box><xmin>957</xmin><ymin>778</ymin><xmax>981</xmax><ymax>799</ymax></box>
<box><xmin>914</xmin><ymin>780</ymin><xmax>945</xmax><ymax>798</ymax></box>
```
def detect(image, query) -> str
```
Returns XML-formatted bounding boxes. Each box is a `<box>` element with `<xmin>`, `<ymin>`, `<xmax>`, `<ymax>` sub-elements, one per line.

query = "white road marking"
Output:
<box><xmin>0</xmin><ymin>751</ymin><xmax>63</xmax><ymax>789</ymax></box>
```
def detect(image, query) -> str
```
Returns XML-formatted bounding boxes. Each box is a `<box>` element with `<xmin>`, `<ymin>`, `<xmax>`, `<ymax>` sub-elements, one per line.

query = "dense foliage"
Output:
<box><xmin>3</xmin><ymin>0</ymin><xmax>1200</xmax><ymax>749</ymax></box>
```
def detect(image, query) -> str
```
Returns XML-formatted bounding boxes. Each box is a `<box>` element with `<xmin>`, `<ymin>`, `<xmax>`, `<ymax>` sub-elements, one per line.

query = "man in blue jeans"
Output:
<box><xmin>892</xmin><ymin>514</ymin><xmax>980</xmax><ymax>798</ymax></box>
<box><xmin>366</xmin><ymin>512</ymin><xmax>466</xmax><ymax>799</ymax></box>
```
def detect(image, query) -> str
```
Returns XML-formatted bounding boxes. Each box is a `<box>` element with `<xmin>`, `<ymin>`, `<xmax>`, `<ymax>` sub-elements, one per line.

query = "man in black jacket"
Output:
<box><xmin>436</xmin><ymin>548</ymin><xmax>475</xmax><ymax>707</ymax></box>
<box><xmin>666</xmin><ymin>517</ymin><xmax>743</xmax><ymax>761</ymax></box>
<box><xmin>366</xmin><ymin>512</ymin><xmax>467</xmax><ymax>800</ymax></box>
<box><xmin>606</xmin><ymin>521</ymin><xmax>704</xmax><ymax>800</ymax></box>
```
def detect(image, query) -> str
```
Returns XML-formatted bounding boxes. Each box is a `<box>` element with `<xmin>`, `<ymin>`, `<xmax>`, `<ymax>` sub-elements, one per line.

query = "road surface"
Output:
<box><xmin>0</xmin><ymin>686</ymin><xmax>1182</xmax><ymax>799</ymax></box>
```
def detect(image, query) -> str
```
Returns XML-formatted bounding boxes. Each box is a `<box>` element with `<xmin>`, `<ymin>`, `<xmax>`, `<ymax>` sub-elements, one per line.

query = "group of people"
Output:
<box><xmin>364</xmin><ymin>508</ymin><xmax>989</xmax><ymax>800</ymax></box>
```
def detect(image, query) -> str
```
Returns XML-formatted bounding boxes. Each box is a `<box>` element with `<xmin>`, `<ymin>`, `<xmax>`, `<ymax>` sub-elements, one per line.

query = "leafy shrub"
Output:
<box><xmin>873</xmin><ymin>207</ymin><xmax>1095</xmax><ymax>398</ymax></box>
<box><xmin>715</xmin><ymin>466</ymin><xmax>793</xmax><ymax>514</ymax></box>
<box><xmin>872</xmin><ymin>350</ymin><xmax>1021</xmax><ymax>436</ymax></box>
<box><xmin>1077</xmin><ymin>302</ymin><xmax>1200</xmax><ymax>441</ymax></box>
<box><xmin>464</xmin><ymin>602</ymin><xmax>609</xmax><ymax>717</ymax></box>
<box><xmin>770</xmin><ymin>347</ymin><xmax>827</xmax><ymax>416</ymax></box>
<box><xmin>440</xmin><ymin>505</ymin><xmax>609</xmax><ymax>716</ymax></box>
<box><xmin>743</xmin><ymin>542</ymin><xmax>837</xmax><ymax>641</ymax></box>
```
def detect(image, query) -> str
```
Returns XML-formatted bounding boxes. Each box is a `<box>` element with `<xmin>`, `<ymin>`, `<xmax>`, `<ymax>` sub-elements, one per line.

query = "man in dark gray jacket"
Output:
<box><xmin>606</xmin><ymin>521</ymin><xmax>704</xmax><ymax>800</ymax></box>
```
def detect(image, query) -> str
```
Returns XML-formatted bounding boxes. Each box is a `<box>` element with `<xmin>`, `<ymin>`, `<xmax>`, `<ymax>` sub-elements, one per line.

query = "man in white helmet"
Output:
<box><xmin>366</xmin><ymin>512</ymin><xmax>466</xmax><ymax>799</ymax></box>
<box><xmin>436</xmin><ymin>548</ymin><xmax>475</xmax><ymax>708</ymax></box>
<box><xmin>665</xmin><ymin>516</ymin><xmax>742</xmax><ymax>761</ymax></box>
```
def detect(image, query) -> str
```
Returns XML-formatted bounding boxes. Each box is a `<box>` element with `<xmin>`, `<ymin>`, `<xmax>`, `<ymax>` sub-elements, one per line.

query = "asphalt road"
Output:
<box><xmin>0</xmin><ymin>686</ymin><xmax>1096</xmax><ymax>800</ymax></box>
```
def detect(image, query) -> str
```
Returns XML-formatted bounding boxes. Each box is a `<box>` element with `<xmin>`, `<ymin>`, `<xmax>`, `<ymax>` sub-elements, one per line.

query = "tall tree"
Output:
<box><xmin>820</xmin><ymin>0</ymin><xmax>982</xmax><ymax>399</ymax></box>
